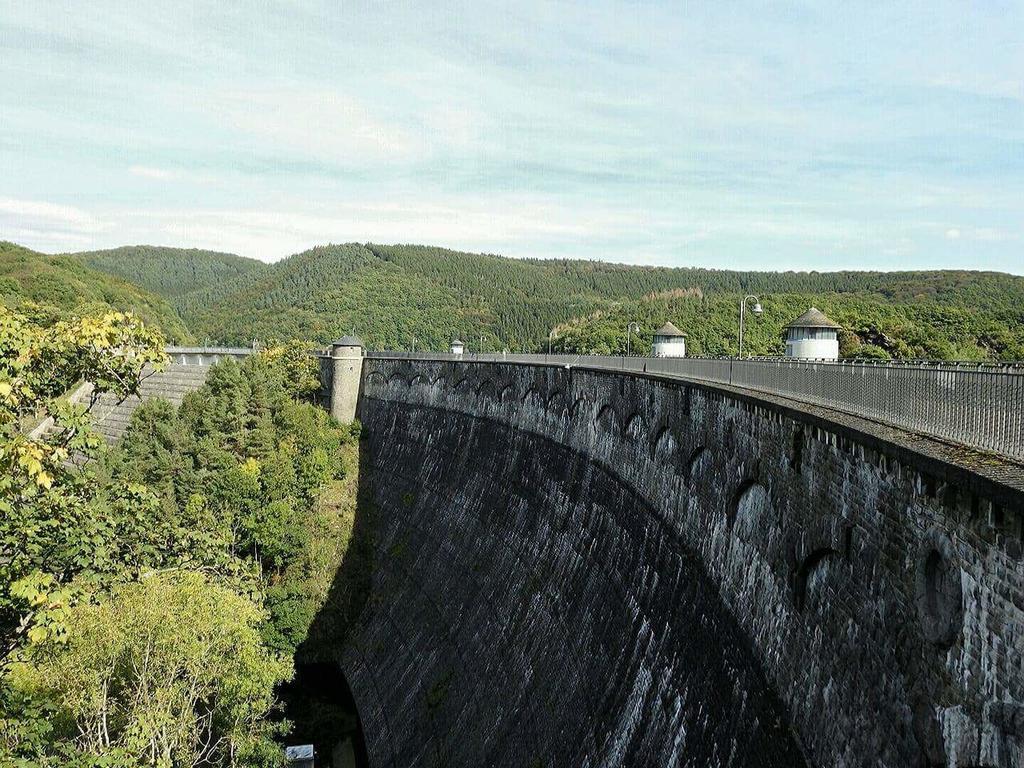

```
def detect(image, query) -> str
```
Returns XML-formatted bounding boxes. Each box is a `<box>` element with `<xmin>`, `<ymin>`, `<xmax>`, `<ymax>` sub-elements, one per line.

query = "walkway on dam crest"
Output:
<box><xmin>84</xmin><ymin>346</ymin><xmax>1024</xmax><ymax>486</ymax></box>
<box><xmin>370</xmin><ymin>351</ymin><xmax>1024</xmax><ymax>470</ymax></box>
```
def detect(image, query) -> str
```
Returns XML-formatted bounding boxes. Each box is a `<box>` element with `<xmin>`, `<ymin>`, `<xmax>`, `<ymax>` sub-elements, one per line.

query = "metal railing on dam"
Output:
<box><xmin>164</xmin><ymin>346</ymin><xmax>255</xmax><ymax>365</ymax></box>
<box><xmin>368</xmin><ymin>351</ymin><xmax>1024</xmax><ymax>462</ymax></box>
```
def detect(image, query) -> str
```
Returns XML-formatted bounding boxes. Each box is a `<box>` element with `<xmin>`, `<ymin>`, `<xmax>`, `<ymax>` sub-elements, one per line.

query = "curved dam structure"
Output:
<box><xmin>339</xmin><ymin>356</ymin><xmax>1024</xmax><ymax>768</ymax></box>
<box><xmin>90</xmin><ymin>347</ymin><xmax>1024</xmax><ymax>766</ymax></box>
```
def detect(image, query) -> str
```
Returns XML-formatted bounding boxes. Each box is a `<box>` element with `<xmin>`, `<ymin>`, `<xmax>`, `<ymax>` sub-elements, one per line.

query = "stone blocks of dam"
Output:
<box><xmin>87</xmin><ymin>364</ymin><xmax>212</xmax><ymax>443</ymax></box>
<box><xmin>344</xmin><ymin>358</ymin><xmax>1024</xmax><ymax>768</ymax></box>
<box><xmin>86</xmin><ymin>348</ymin><xmax>252</xmax><ymax>443</ymax></box>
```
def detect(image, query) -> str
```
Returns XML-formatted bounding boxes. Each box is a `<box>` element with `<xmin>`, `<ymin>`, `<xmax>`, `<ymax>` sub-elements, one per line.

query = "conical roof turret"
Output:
<box><xmin>654</xmin><ymin>321</ymin><xmax>686</xmax><ymax>337</ymax></box>
<box><xmin>784</xmin><ymin>307</ymin><xmax>841</xmax><ymax>329</ymax></box>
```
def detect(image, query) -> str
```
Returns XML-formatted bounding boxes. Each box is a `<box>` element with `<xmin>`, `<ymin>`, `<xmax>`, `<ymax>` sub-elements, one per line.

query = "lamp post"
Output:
<box><xmin>738</xmin><ymin>295</ymin><xmax>763</xmax><ymax>357</ymax></box>
<box><xmin>411</xmin><ymin>335</ymin><xmax>416</xmax><ymax>353</ymax></box>
<box><xmin>548</xmin><ymin>328</ymin><xmax>555</xmax><ymax>355</ymax></box>
<box><xmin>626</xmin><ymin>322</ymin><xmax>640</xmax><ymax>357</ymax></box>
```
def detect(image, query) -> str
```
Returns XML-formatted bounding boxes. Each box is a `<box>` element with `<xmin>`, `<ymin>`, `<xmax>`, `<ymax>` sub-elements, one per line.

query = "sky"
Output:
<box><xmin>0</xmin><ymin>1</ymin><xmax>1022</xmax><ymax>272</ymax></box>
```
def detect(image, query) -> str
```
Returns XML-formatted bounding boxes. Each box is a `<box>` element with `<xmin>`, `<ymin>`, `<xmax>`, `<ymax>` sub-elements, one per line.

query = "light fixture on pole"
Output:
<box><xmin>738</xmin><ymin>295</ymin><xmax>763</xmax><ymax>357</ymax></box>
<box><xmin>626</xmin><ymin>322</ymin><xmax>640</xmax><ymax>357</ymax></box>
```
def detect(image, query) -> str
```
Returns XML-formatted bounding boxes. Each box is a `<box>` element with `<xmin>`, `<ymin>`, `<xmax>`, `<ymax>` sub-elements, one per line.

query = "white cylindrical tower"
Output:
<box><xmin>330</xmin><ymin>335</ymin><xmax>364</xmax><ymax>423</ymax></box>
<box><xmin>651</xmin><ymin>321</ymin><xmax>687</xmax><ymax>358</ymax></box>
<box><xmin>784</xmin><ymin>308</ymin><xmax>841</xmax><ymax>360</ymax></box>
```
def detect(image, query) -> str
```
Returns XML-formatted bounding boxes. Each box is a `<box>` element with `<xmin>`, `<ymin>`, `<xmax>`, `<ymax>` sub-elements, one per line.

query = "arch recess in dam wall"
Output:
<box><xmin>342</xmin><ymin>358</ymin><xmax>1024</xmax><ymax>768</ymax></box>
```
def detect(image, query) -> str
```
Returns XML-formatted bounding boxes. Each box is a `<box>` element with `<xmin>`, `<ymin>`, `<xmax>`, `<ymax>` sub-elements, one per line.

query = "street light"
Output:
<box><xmin>626</xmin><ymin>322</ymin><xmax>640</xmax><ymax>357</ymax></box>
<box><xmin>548</xmin><ymin>327</ymin><xmax>556</xmax><ymax>355</ymax></box>
<box><xmin>738</xmin><ymin>295</ymin><xmax>763</xmax><ymax>357</ymax></box>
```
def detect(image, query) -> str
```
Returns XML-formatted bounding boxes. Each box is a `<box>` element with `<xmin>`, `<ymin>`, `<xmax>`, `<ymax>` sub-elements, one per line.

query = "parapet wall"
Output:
<box><xmin>343</xmin><ymin>358</ymin><xmax>1024</xmax><ymax>768</ymax></box>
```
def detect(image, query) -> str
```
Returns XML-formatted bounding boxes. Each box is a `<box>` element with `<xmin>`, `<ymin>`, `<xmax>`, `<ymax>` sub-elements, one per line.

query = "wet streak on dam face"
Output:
<box><xmin>334</xmin><ymin>360</ymin><xmax>1024</xmax><ymax>768</ymax></box>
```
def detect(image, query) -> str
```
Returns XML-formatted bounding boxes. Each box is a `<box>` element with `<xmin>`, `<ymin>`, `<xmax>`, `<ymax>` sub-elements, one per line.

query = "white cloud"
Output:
<box><xmin>206</xmin><ymin>88</ymin><xmax>425</xmax><ymax>163</ymax></box>
<box><xmin>129</xmin><ymin>165</ymin><xmax>176</xmax><ymax>180</ymax></box>
<box><xmin>927</xmin><ymin>75</ymin><xmax>1024</xmax><ymax>102</ymax></box>
<box><xmin>945</xmin><ymin>228</ymin><xmax>961</xmax><ymax>240</ymax></box>
<box><xmin>0</xmin><ymin>197</ymin><xmax>104</xmax><ymax>231</ymax></box>
<box><xmin>127</xmin><ymin>165</ymin><xmax>223</xmax><ymax>187</ymax></box>
<box><xmin>971</xmin><ymin>227</ymin><xmax>1017</xmax><ymax>243</ymax></box>
<box><xmin>116</xmin><ymin>196</ymin><xmax>642</xmax><ymax>262</ymax></box>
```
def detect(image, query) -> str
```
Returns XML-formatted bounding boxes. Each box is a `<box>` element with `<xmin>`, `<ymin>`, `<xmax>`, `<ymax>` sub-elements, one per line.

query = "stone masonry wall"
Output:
<box><xmin>342</xmin><ymin>359</ymin><xmax>1024</xmax><ymax>768</ymax></box>
<box><xmin>89</xmin><ymin>364</ymin><xmax>212</xmax><ymax>443</ymax></box>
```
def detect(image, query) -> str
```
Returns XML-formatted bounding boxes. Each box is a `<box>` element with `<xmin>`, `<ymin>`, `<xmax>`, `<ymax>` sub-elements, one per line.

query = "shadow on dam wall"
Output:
<box><xmin>331</xmin><ymin>401</ymin><xmax>808</xmax><ymax>767</ymax></box>
<box><xmin>284</xmin><ymin>439</ymin><xmax>376</xmax><ymax>768</ymax></box>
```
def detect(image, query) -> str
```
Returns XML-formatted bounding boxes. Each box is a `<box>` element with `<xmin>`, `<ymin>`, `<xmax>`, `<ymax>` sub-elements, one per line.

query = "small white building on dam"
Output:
<box><xmin>651</xmin><ymin>321</ymin><xmax>687</xmax><ymax>358</ymax></box>
<box><xmin>784</xmin><ymin>307</ymin><xmax>841</xmax><ymax>360</ymax></box>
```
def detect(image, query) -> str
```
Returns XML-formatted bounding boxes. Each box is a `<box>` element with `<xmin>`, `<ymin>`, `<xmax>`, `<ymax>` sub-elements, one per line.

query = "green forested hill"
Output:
<box><xmin>0</xmin><ymin>241</ymin><xmax>192</xmax><ymax>341</ymax></box>
<box><xmin>550</xmin><ymin>288</ymin><xmax>1024</xmax><ymax>360</ymax></box>
<box><xmin>176</xmin><ymin>243</ymin><xmax>528</xmax><ymax>348</ymax></box>
<box><xmin>20</xmin><ymin>239</ymin><xmax>1024</xmax><ymax>359</ymax></box>
<box><xmin>167</xmin><ymin>242</ymin><xmax>1024</xmax><ymax>359</ymax></box>
<box><xmin>70</xmin><ymin>245</ymin><xmax>265</xmax><ymax>298</ymax></box>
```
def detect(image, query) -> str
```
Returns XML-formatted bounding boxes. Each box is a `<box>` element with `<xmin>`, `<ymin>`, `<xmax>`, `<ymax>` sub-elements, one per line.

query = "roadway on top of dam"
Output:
<box><xmin>160</xmin><ymin>345</ymin><xmax>1023</xmax><ymax>494</ymax></box>
<box><xmin>366</xmin><ymin>351</ymin><xmax>1024</xmax><ymax>500</ymax></box>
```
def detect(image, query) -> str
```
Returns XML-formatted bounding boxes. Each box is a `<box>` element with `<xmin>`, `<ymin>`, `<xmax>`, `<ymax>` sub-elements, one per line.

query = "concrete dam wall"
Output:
<box><xmin>342</xmin><ymin>358</ymin><xmax>1024</xmax><ymax>768</ymax></box>
<box><xmin>88</xmin><ymin>364</ymin><xmax>213</xmax><ymax>442</ymax></box>
<box><xmin>86</xmin><ymin>348</ymin><xmax>252</xmax><ymax>443</ymax></box>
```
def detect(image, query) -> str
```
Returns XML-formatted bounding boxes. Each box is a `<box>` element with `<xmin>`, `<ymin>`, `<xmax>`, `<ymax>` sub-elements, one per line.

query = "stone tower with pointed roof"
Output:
<box><xmin>330</xmin><ymin>334</ymin><xmax>364</xmax><ymax>423</ymax></box>
<box><xmin>784</xmin><ymin>307</ymin><xmax>841</xmax><ymax>360</ymax></box>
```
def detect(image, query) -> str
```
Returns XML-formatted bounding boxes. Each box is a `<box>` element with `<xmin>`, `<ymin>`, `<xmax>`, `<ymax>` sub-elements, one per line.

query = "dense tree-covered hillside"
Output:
<box><xmin>176</xmin><ymin>244</ymin><xmax>473</xmax><ymax>348</ymax></box>
<box><xmin>551</xmin><ymin>289</ymin><xmax>1024</xmax><ymax>360</ymax></box>
<box><xmin>18</xmin><ymin>239</ymin><xmax>1024</xmax><ymax>359</ymax></box>
<box><xmin>1</xmin><ymin>310</ymin><xmax>366</xmax><ymax>765</ymax></box>
<box><xmin>70</xmin><ymin>244</ymin><xmax>265</xmax><ymax>298</ymax></box>
<box><xmin>166</xmin><ymin>243</ymin><xmax>1024</xmax><ymax>360</ymax></box>
<box><xmin>0</xmin><ymin>241</ymin><xmax>192</xmax><ymax>342</ymax></box>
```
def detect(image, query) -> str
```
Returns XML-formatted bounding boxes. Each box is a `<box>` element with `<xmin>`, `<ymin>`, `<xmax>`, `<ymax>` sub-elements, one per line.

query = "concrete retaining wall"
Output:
<box><xmin>88</xmin><ymin>364</ymin><xmax>213</xmax><ymax>443</ymax></box>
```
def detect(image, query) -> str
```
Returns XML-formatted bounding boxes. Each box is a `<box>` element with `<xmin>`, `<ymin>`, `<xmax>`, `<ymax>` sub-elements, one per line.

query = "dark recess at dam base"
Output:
<box><xmin>315</xmin><ymin>356</ymin><xmax>1024</xmax><ymax>768</ymax></box>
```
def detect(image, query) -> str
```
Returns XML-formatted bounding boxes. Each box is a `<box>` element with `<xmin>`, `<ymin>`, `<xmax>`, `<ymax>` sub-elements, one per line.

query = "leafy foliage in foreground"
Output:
<box><xmin>1</xmin><ymin>313</ymin><xmax>360</xmax><ymax>767</ymax></box>
<box><xmin>0</xmin><ymin>307</ymin><xmax>168</xmax><ymax>650</ymax></box>
<box><xmin>0</xmin><ymin>242</ymin><xmax>191</xmax><ymax>343</ymax></box>
<box><xmin>8</xmin><ymin>573</ymin><xmax>288</xmax><ymax>767</ymax></box>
